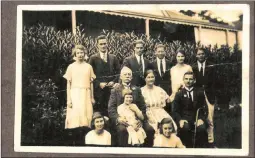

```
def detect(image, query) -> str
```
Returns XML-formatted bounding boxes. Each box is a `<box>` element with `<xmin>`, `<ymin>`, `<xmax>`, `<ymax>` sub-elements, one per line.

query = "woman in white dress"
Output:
<box><xmin>85</xmin><ymin>112</ymin><xmax>111</xmax><ymax>146</ymax></box>
<box><xmin>63</xmin><ymin>45</ymin><xmax>96</xmax><ymax>145</ymax></box>
<box><xmin>141</xmin><ymin>70</ymin><xmax>177</xmax><ymax>133</ymax></box>
<box><xmin>170</xmin><ymin>50</ymin><xmax>192</xmax><ymax>101</ymax></box>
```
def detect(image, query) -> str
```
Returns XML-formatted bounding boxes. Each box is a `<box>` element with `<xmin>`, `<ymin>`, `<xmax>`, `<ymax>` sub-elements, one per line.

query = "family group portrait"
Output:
<box><xmin>15</xmin><ymin>4</ymin><xmax>247</xmax><ymax>155</ymax></box>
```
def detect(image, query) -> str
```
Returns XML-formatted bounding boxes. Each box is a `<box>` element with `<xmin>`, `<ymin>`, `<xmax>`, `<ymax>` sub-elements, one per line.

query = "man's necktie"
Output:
<box><xmin>160</xmin><ymin>59</ymin><xmax>164</xmax><ymax>77</ymax></box>
<box><xmin>139</xmin><ymin>55</ymin><xmax>143</xmax><ymax>70</ymax></box>
<box><xmin>187</xmin><ymin>90</ymin><xmax>193</xmax><ymax>102</ymax></box>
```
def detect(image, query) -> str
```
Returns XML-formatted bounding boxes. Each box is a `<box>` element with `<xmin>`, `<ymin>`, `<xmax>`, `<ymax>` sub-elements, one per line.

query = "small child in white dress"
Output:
<box><xmin>117</xmin><ymin>89</ymin><xmax>147</xmax><ymax>146</ymax></box>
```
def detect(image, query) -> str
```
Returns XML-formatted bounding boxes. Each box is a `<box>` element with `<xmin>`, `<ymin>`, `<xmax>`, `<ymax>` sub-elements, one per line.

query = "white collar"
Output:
<box><xmin>135</xmin><ymin>54</ymin><xmax>143</xmax><ymax>59</ymax></box>
<box><xmin>156</xmin><ymin>57</ymin><xmax>166</xmax><ymax>63</ymax></box>
<box><xmin>197</xmin><ymin>60</ymin><xmax>206</xmax><ymax>66</ymax></box>
<box><xmin>184</xmin><ymin>86</ymin><xmax>194</xmax><ymax>92</ymax></box>
<box><xmin>99</xmin><ymin>51</ymin><xmax>107</xmax><ymax>58</ymax></box>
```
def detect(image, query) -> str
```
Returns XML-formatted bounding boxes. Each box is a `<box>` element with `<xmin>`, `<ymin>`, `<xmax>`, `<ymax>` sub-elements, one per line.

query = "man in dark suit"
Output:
<box><xmin>173</xmin><ymin>71</ymin><xmax>208</xmax><ymax>148</ymax></box>
<box><xmin>152</xmin><ymin>43</ymin><xmax>172</xmax><ymax>94</ymax></box>
<box><xmin>122</xmin><ymin>40</ymin><xmax>153</xmax><ymax>87</ymax></box>
<box><xmin>192</xmin><ymin>48</ymin><xmax>216</xmax><ymax>147</ymax></box>
<box><xmin>89</xmin><ymin>35</ymin><xmax>120</xmax><ymax>117</ymax></box>
<box><xmin>108</xmin><ymin>66</ymin><xmax>155</xmax><ymax>147</ymax></box>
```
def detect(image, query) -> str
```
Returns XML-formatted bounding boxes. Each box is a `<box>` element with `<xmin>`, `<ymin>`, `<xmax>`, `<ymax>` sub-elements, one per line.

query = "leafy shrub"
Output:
<box><xmin>22</xmin><ymin>23</ymin><xmax>242</xmax><ymax>145</ymax></box>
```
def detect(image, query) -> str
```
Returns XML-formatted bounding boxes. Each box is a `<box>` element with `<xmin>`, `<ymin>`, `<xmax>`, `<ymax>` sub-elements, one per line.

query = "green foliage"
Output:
<box><xmin>22</xmin><ymin>23</ymin><xmax>242</xmax><ymax>146</ymax></box>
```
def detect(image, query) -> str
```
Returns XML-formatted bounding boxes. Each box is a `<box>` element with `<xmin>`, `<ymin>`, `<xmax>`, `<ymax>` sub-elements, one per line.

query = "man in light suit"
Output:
<box><xmin>108</xmin><ymin>66</ymin><xmax>155</xmax><ymax>147</ymax></box>
<box><xmin>122</xmin><ymin>40</ymin><xmax>153</xmax><ymax>87</ymax></box>
<box><xmin>89</xmin><ymin>35</ymin><xmax>120</xmax><ymax>117</ymax></box>
<box><xmin>192</xmin><ymin>48</ymin><xmax>216</xmax><ymax>147</ymax></box>
<box><xmin>173</xmin><ymin>71</ymin><xmax>208</xmax><ymax>148</ymax></box>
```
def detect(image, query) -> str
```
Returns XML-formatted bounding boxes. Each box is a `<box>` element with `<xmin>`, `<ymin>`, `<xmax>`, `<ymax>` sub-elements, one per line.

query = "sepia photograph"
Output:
<box><xmin>14</xmin><ymin>4</ymin><xmax>250</xmax><ymax>156</ymax></box>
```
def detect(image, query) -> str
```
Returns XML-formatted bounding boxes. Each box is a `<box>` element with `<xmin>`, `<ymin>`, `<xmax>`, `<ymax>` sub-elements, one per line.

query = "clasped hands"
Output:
<box><xmin>100</xmin><ymin>82</ymin><xmax>119</xmax><ymax>89</ymax></box>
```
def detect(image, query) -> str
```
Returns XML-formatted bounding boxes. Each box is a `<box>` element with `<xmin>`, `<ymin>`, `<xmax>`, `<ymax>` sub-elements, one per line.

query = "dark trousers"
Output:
<box><xmin>116</xmin><ymin>122</ymin><xmax>155</xmax><ymax>147</ymax></box>
<box><xmin>94</xmin><ymin>87</ymin><xmax>111</xmax><ymax>117</ymax></box>
<box><xmin>179</xmin><ymin>122</ymin><xmax>208</xmax><ymax>148</ymax></box>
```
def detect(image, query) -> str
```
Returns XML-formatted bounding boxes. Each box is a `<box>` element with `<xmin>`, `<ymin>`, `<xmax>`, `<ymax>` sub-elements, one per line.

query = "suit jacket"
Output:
<box><xmin>192</xmin><ymin>60</ymin><xmax>215</xmax><ymax>104</ymax></box>
<box><xmin>152</xmin><ymin>59</ymin><xmax>172</xmax><ymax>94</ymax></box>
<box><xmin>173</xmin><ymin>87</ymin><xmax>208</xmax><ymax>124</ymax></box>
<box><xmin>89</xmin><ymin>53</ymin><xmax>120</xmax><ymax>90</ymax></box>
<box><xmin>122</xmin><ymin>55</ymin><xmax>153</xmax><ymax>87</ymax></box>
<box><xmin>108</xmin><ymin>84</ymin><xmax>147</xmax><ymax>124</ymax></box>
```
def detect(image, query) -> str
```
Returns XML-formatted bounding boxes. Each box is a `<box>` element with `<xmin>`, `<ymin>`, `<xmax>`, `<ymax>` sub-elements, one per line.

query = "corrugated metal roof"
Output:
<box><xmin>88</xmin><ymin>10</ymin><xmax>240</xmax><ymax>31</ymax></box>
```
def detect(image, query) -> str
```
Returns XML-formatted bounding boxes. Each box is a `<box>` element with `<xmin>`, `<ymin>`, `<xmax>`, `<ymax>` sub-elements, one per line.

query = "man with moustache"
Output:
<box><xmin>89</xmin><ymin>35</ymin><xmax>120</xmax><ymax>117</ymax></box>
<box><xmin>108</xmin><ymin>66</ymin><xmax>155</xmax><ymax>147</ymax></box>
<box><xmin>173</xmin><ymin>72</ymin><xmax>208</xmax><ymax>148</ymax></box>
<box><xmin>192</xmin><ymin>48</ymin><xmax>216</xmax><ymax>147</ymax></box>
<box><xmin>122</xmin><ymin>40</ymin><xmax>153</xmax><ymax>87</ymax></box>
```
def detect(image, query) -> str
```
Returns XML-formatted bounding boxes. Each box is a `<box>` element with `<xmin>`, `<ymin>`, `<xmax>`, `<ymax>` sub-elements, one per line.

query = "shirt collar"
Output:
<box><xmin>122</xmin><ymin>82</ymin><xmax>131</xmax><ymax>87</ymax></box>
<box><xmin>156</xmin><ymin>57</ymin><xmax>165</xmax><ymax>63</ymax></box>
<box><xmin>197</xmin><ymin>60</ymin><xmax>206</xmax><ymax>65</ymax></box>
<box><xmin>135</xmin><ymin>54</ymin><xmax>143</xmax><ymax>59</ymax></box>
<box><xmin>184</xmin><ymin>86</ymin><xmax>194</xmax><ymax>92</ymax></box>
<box><xmin>99</xmin><ymin>51</ymin><xmax>107</xmax><ymax>58</ymax></box>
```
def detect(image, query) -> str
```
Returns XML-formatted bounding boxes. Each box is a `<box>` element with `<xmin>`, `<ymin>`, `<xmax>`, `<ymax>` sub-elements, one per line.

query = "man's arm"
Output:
<box><xmin>108</xmin><ymin>88</ymin><xmax>119</xmax><ymax>123</ymax></box>
<box><xmin>88</xmin><ymin>56</ymin><xmax>100</xmax><ymax>89</ymax></box>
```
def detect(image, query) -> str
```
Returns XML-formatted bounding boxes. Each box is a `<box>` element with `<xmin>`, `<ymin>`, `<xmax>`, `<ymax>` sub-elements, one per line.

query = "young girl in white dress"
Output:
<box><xmin>117</xmin><ymin>89</ymin><xmax>147</xmax><ymax>146</ymax></box>
<box><xmin>170</xmin><ymin>50</ymin><xmax>193</xmax><ymax>101</ymax></box>
<box><xmin>85</xmin><ymin>112</ymin><xmax>111</xmax><ymax>146</ymax></box>
<box><xmin>63</xmin><ymin>45</ymin><xmax>96</xmax><ymax>145</ymax></box>
<box><xmin>154</xmin><ymin>118</ymin><xmax>185</xmax><ymax>148</ymax></box>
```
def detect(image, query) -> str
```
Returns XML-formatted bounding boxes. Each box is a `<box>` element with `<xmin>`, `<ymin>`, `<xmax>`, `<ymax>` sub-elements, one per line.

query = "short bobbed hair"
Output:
<box><xmin>159</xmin><ymin>118</ymin><xmax>176</xmax><ymax>134</ymax></box>
<box><xmin>72</xmin><ymin>45</ymin><xmax>87</xmax><ymax>57</ymax></box>
<box><xmin>144</xmin><ymin>69</ymin><xmax>155</xmax><ymax>79</ymax></box>
<box><xmin>91</xmin><ymin>112</ymin><xmax>105</xmax><ymax>130</ymax></box>
<box><xmin>176</xmin><ymin>49</ymin><xmax>186</xmax><ymax>56</ymax></box>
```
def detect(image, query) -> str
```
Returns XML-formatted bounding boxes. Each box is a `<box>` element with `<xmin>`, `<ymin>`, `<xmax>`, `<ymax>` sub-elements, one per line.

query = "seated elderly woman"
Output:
<box><xmin>141</xmin><ymin>69</ymin><xmax>177</xmax><ymax>133</ymax></box>
<box><xmin>85</xmin><ymin>112</ymin><xmax>111</xmax><ymax>146</ymax></box>
<box><xmin>154</xmin><ymin>118</ymin><xmax>185</xmax><ymax>148</ymax></box>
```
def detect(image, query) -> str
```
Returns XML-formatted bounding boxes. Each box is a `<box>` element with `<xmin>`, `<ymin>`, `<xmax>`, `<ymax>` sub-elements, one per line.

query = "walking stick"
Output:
<box><xmin>193</xmin><ymin>107</ymin><xmax>202</xmax><ymax>148</ymax></box>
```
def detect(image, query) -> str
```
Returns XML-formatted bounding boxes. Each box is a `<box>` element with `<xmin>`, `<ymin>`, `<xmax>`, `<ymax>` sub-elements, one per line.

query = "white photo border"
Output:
<box><xmin>15</xmin><ymin>4</ymin><xmax>250</xmax><ymax>156</ymax></box>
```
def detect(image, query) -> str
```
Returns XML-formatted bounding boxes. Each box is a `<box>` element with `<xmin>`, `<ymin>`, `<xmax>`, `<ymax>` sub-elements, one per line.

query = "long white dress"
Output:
<box><xmin>170</xmin><ymin>64</ymin><xmax>193</xmax><ymax>93</ymax></box>
<box><xmin>141</xmin><ymin>86</ymin><xmax>177</xmax><ymax>132</ymax></box>
<box><xmin>85</xmin><ymin>130</ymin><xmax>111</xmax><ymax>145</ymax></box>
<box><xmin>63</xmin><ymin>62</ymin><xmax>96</xmax><ymax>129</ymax></box>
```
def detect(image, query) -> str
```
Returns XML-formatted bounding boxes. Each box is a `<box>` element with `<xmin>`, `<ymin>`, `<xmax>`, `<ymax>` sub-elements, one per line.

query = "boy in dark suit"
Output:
<box><xmin>89</xmin><ymin>35</ymin><xmax>120</xmax><ymax>117</ymax></box>
<box><xmin>173</xmin><ymin>71</ymin><xmax>208</xmax><ymax>148</ymax></box>
<box><xmin>192</xmin><ymin>48</ymin><xmax>216</xmax><ymax>147</ymax></box>
<box><xmin>108</xmin><ymin>66</ymin><xmax>155</xmax><ymax>147</ymax></box>
<box><xmin>122</xmin><ymin>40</ymin><xmax>153</xmax><ymax>87</ymax></box>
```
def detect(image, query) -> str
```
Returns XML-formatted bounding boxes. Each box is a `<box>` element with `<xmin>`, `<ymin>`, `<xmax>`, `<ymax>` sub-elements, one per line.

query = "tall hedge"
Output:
<box><xmin>22</xmin><ymin>24</ymin><xmax>241</xmax><ymax>146</ymax></box>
